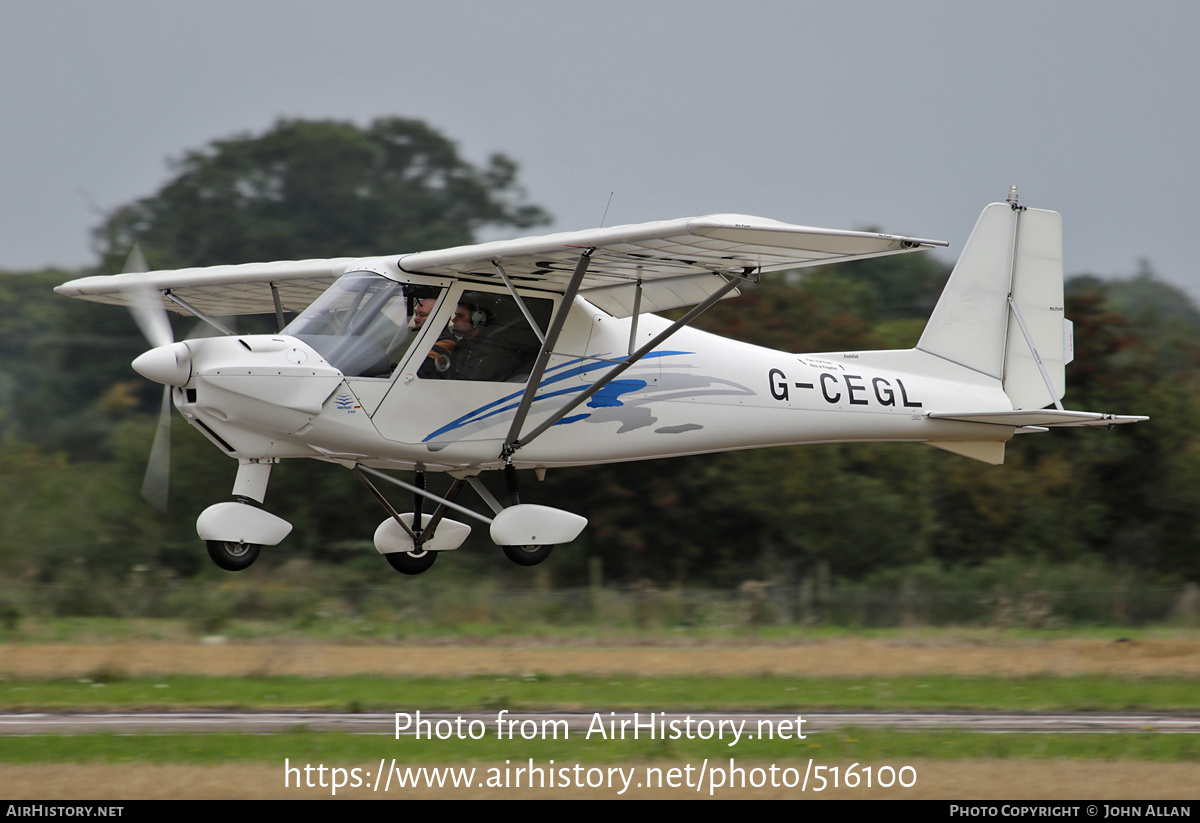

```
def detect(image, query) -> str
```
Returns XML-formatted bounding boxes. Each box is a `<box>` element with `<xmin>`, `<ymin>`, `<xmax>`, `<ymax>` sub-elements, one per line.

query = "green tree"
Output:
<box><xmin>834</xmin><ymin>245</ymin><xmax>951</xmax><ymax>320</ymax></box>
<box><xmin>690</xmin><ymin>268</ymin><xmax>882</xmax><ymax>354</ymax></box>
<box><xmin>94</xmin><ymin>118</ymin><xmax>550</xmax><ymax>270</ymax></box>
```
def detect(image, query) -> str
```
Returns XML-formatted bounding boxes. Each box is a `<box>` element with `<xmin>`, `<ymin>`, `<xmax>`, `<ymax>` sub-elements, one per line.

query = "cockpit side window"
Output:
<box><xmin>417</xmin><ymin>291</ymin><xmax>553</xmax><ymax>383</ymax></box>
<box><xmin>283</xmin><ymin>272</ymin><xmax>444</xmax><ymax>378</ymax></box>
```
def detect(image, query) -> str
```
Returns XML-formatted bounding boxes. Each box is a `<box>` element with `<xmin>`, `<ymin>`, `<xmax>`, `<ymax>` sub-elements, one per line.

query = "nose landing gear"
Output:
<box><xmin>196</xmin><ymin>460</ymin><xmax>289</xmax><ymax>572</ymax></box>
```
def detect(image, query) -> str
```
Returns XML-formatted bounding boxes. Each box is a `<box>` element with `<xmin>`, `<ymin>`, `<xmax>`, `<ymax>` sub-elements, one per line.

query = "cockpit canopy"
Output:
<box><xmin>283</xmin><ymin>270</ymin><xmax>554</xmax><ymax>382</ymax></box>
<box><xmin>282</xmin><ymin>271</ymin><xmax>434</xmax><ymax>377</ymax></box>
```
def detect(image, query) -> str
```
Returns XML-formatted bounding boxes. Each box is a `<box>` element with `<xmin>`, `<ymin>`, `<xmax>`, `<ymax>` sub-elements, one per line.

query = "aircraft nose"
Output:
<box><xmin>132</xmin><ymin>341</ymin><xmax>192</xmax><ymax>386</ymax></box>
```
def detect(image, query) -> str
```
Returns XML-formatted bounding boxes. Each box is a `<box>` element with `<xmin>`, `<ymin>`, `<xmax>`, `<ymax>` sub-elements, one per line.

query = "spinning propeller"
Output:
<box><xmin>121</xmin><ymin>247</ymin><xmax>183</xmax><ymax>511</ymax></box>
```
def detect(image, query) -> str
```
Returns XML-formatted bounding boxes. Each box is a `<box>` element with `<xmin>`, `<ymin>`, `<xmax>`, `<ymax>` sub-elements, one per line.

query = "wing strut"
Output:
<box><xmin>627</xmin><ymin>270</ymin><xmax>644</xmax><ymax>356</ymax></box>
<box><xmin>502</xmin><ymin>248</ymin><xmax>595</xmax><ymax>454</ymax></box>
<box><xmin>501</xmin><ymin>271</ymin><xmax>746</xmax><ymax>459</ymax></box>
<box><xmin>164</xmin><ymin>291</ymin><xmax>235</xmax><ymax>336</ymax></box>
<box><xmin>269</xmin><ymin>282</ymin><xmax>287</xmax><ymax>332</ymax></box>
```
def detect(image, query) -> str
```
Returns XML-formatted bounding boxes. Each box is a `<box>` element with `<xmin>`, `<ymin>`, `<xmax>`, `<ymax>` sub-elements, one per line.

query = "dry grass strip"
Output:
<box><xmin>3</xmin><ymin>760</ymin><xmax>1198</xmax><ymax>799</ymax></box>
<box><xmin>3</xmin><ymin>638</ymin><xmax>1200</xmax><ymax>679</ymax></box>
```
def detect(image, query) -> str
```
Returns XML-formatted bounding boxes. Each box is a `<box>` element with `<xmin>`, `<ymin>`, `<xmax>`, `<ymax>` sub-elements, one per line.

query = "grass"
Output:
<box><xmin>3</xmin><ymin>624</ymin><xmax>1198</xmax><ymax>791</ymax></box>
<box><xmin>3</xmin><ymin>729</ymin><xmax>1200</xmax><ymax>765</ymax></box>
<box><xmin>2</xmin><ymin>616</ymin><xmax>1197</xmax><ymax>645</ymax></box>
<box><xmin>4</xmin><ymin>673</ymin><xmax>1200</xmax><ymax>712</ymax></box>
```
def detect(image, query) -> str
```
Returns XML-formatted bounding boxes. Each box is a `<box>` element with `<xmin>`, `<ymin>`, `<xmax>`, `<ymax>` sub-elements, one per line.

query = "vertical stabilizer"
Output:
<box><xmin>917</xmin><ymin>203</ymin><xmax>1016</xmax><ymax>380</ymax></box>
<box><xmin>916</xmin><ymin>201</ymin><xmax>1065</xmax><ymax>410</ymax></box>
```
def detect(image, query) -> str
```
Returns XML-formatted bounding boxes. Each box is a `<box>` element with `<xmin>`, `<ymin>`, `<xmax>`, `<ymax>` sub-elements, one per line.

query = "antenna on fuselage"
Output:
<box><xmin>600</xmin><ymin>191</ymin><xmax>614</xmax><ymax>227</ymax></box>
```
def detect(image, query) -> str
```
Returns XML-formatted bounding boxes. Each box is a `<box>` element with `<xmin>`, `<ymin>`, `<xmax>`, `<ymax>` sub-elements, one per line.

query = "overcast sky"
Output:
<box><xmin>4</xmin><ymin>1</ymin><xmax>1198</xmax><ymax>299</ymax></box>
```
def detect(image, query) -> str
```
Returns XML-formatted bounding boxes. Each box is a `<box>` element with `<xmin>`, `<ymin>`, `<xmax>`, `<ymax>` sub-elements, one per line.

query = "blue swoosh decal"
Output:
<box><xmin>422</xmin><ymin>351</ymin><xmax>686</xmax><ymax>442</ymax></box>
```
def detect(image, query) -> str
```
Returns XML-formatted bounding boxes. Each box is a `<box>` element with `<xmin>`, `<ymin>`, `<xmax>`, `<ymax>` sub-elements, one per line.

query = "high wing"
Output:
<box><xmin>55</xmin><ymin>257</ymin><xmax>361</xmax><ymax>317</ymax></box>
<box><xmin>399</xmin><ymin>213</ymin><xmax>947</xmax><ymax>316</ymax></box>
<box><xmin>55</xmin><ymin>213</ymin><xmax>946</xmax><ymax>318</ymax></box>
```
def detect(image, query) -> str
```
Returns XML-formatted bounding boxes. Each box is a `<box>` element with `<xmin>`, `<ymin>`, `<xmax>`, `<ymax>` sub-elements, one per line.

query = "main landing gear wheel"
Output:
<box><xmin>206</xmin><ymin>540</ymin><xmax>261</xmax><ymax>572</ymax></box>
<box><xmin>502</xmin><ymin>544</ymin><xmax>554</xmax><ymax>567</ymax></box>
<box><xmin>385</xmin><ymin>549</ymin><xmax>438</xmax><ymax>575</ymax></box>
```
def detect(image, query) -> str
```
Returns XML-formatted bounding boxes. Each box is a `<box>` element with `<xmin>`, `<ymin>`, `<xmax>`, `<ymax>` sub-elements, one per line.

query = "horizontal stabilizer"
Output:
<box><xmin>928</xmin><ymin>410</ymin><xmax>1148</xmax><ymax>428</ymax></box>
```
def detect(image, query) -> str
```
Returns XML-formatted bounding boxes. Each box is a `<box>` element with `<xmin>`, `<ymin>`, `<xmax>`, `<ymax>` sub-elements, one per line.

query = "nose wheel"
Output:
<box><xmin>206</xmin><ymin>540</ymin><xmax>261</xmax><ymax>572</ymax></box>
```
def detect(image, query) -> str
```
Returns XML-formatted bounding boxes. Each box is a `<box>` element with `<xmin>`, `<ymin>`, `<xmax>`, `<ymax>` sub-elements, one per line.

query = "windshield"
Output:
<box><xmin>283</xmin><ymin>272</ymin><xmax>440</xmax><ymax>377</ymax></box>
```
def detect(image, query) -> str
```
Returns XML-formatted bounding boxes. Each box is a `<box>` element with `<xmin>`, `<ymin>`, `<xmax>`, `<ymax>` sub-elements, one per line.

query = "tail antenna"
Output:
<box><xmin>1006</xmin><ymin>185</ymin><xmax>1020</xmax><ymax>210</ymax></box>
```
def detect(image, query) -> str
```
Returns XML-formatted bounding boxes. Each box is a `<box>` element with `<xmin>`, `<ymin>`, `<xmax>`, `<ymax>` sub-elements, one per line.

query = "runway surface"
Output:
<box><xmin>3</xmin><ymin>711</ymin><xmax>1199</xmax><ymax>735</ymax></box>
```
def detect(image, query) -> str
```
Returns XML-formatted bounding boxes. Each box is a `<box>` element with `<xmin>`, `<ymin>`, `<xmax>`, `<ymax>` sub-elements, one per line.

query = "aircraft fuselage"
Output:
<box><xmin>169</xmin><ymin>282</ymin><xmax>1014</xmax><ymax>474</ymax></box>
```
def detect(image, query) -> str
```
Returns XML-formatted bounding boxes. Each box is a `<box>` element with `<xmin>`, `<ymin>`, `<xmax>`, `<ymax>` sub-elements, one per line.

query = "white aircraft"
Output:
<box><xmin>56</xmin><ymin>189</ymin><xmax>1145</xmax><ymax>575</ymax></box>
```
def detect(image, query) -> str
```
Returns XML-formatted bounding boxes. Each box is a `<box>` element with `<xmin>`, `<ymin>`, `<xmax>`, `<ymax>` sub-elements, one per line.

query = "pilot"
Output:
<box><xmin>417</xmin><ymin>301</ymin><xmax>477</xmax><ymax>378</ymax></box>
<box><xmin>419</xmin><ymin>301</ymin><xmax>501</xmax><ymax>380</ymax></box>
<box><xmin>450</xmin><ymin>303</ymin><xmax>477</xmax><ymax>336</ymax></box>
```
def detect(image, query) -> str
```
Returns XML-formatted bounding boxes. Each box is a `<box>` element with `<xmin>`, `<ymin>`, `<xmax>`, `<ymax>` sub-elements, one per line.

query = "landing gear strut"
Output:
<box><xmin>381</xmin><ymin>470</ymin><xmax>441</xmax><ymax>575</ymax></box>
<box><xmin>498</xmin><ymin>464</ymin><xmax>553</xmax><ymax>566</ymax></box>
<box><xmin>354</xmin><ymin>467</ymin><xmax>468</xmax><ymax>576</ymax></box>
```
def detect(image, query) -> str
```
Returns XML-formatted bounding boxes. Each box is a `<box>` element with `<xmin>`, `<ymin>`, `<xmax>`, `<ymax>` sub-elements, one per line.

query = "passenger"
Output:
<box><xmin>410</xmin><ymin>297</ymin><xmax>436</xmax><ymax>330</ymax></box>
